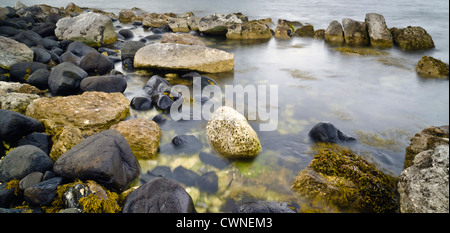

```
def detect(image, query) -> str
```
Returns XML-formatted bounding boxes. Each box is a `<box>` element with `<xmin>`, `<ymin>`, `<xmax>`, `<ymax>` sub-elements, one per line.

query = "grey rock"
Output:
<box><xmin>48</xmin><ymin>62</ymin><xmax>88</xmax><ymax>96</ymax></box>
<box><xmin>324</xmin><ymin>20</ymin><xmax>344</xmax><ymax>43</ymax></box>
<box><xmin>365</xmin><ymin>13</ymin><xmax>393</xmax><ymax>47</ymax></box>
<box><xmin>0</xmin><ymin>36</ymin><xmax>33</xmax><ymax>69</ymax></box>
<box><xmin>24</xmin><ymin>177</ymin><xmax>62</xmax><ymax>206</ymax></box>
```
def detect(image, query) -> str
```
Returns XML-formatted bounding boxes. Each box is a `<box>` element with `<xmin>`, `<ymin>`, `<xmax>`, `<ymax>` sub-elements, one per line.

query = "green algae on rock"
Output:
<box><xmin>334</xmin><ymin>47</ymin><xmax>387</xmax><ymax>56</ymax></box>
<box><xmin>291</xmin><ymin>143</ymin><xmax>399</xmax><ymax>213</ymax></box>
<box><xmin>415</xmin><ymin>56</ymin><xmax>449</xmax><ymax>79</ymax></box>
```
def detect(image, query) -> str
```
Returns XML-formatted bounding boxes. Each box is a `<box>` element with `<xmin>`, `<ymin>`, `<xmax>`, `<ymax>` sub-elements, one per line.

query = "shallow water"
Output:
<box><xmin>2</xmin><ymin>0</ymin><xmax>448</xmax><ymax>212</ymax></box>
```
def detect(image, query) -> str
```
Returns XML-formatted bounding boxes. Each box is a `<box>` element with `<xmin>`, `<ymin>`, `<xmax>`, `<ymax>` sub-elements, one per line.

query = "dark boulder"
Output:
<box><xmin>197</xmin><ymin>171</ymin><xmax>218</xmax><ymax>193</ymax></box>
<box><xmin>24</xmin><ymin>177</ymin><xmax>62</xmax><ymax>206</ymax></box>
<box><xmin>53</xmin><ymin>130</ymin><xmax>140</xmax><ymax>192</ymax></box>
<box><xmin>14</xmin><ymin>30</ymin><xmax>42</xmax><ymax>47</ymax></box>
<box><xmin>233</xmin><ymin>201</ymin><xmax>297</xmax><ymax>213</ymax></box>
<box><xmin>144</xmin><ymin>75</ymin><xmax>172</xmax><ymax>96</ymax></box>
<box><xmin>79</xmin><ymin>51</ymin><xmax>114</xmax><ymax>75</ymax></box>
<box><xmin>118</xmin><ymin>29</ymin><xmax>134</xmax><ymax>39</ymax></box>
<box><xmin>31</xmin><ymin>47</ymin><xmax>51</xmax><ymax>63</ymax></box>
<box><xmin>308</xmin><ymin>121</ymin><xmax>356</xmax><ymax>143</ymax></box>
<box><xmin>80</xmin><ymin>75</ymin><xmax>127</xmax><ymax>93</ymax></box>
<box><xmin>130</xmin><ymin>96</ymin><xmax>153</xmax><ymax>110</ymax></box>
<box><xmin>60</xmin><ymin>51</ymin><xmax>81</xmax><ymax>65</ymax></box>
<box><xmin>10</xmin><ymin>62</ymin><xmax>48</xmax><ymax>83</ymax></box>
<box><xmin>173</xmin><ymin>165</ymin><xmax>200</xmax><ymax>186</ymax></box>
<box><xmin>151</xmin><ymin>93</ymin><xmax>174</xmax><ymax>111</ymax></box>
<box><xmin>121</xmin><ymin>40</ymin><xmax>145</xmax><ymax>61</ymax></box>
<box><xmin>199</xmin><ymin>151</ymin><xmax>229</xmax><ymax>169</ymax></box>
<box><xmin>0</xmin><ymin>145</ymin><xmax>53</xmax><ymax>182</ymax></box>
<box><xmin>171</xmin><ymin>135</ymin><xmax>203</xmax><ymax>154</ymax></box>
<box><xmin>66</xmin><ymin>41</ymin><xmax>97</xmax><ymax>57</ymax></box>
<box><xmin>122</xmin><ymin>177</ymin><xmax>196</xmax><ymax>213</ymax></box>
<box><xmin>31</xmin><ymin>22</ymin><xmax>56</xmax><ymax>38</ymax></box>
<box><xmin>17</xmin><ymin>133</ymin><xmax>52</xmax><ymax>154</ymax></box>
<box><xmin>48</xmin><ymin>62</ymin><xmax>88</xmax><ymax>96</ymax></box>
<box><xmin>37</xmin><ymin>38</ymin><xmax>59</xmax><ymax>50</ymax></box>
<box><xmin>27</xmin><ymin>68</ymin><xmax>50</xmax><ymax>90</ymax></box>
<box><xmin>181</xmin><ymin>72</ymin><xmax>219</xmax><ymax>89</ymax></box>
<box><xmin>0</xmin><ymin>109</ymin><xmax>45</xmax><ymax>145</ymax></box>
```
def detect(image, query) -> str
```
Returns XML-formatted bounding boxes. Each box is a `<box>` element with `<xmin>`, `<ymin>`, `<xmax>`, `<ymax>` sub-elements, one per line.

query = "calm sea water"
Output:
<box><xmin>2</xmin><ymin>0</ymin><xmax>449</xmax><ymax>212</ymax></box>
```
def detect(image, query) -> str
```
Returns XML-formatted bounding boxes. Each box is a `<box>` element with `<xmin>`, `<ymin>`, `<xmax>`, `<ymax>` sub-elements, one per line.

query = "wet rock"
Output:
<box><xmin>9</xmin><ymin>62</ymin><xmax>47</xmax><ymax>83</ymax></box>
<box><xmin>152</xmin><ymin>113</ymin><xmax>167</xmax><ymax>124</ymax></box>
<box><xmin>342</xmin><ymin>18</ymin><xmax>369</xmax><ymax>46</ymax></box>
<box><xmin>24</xmin><ymin>177</ymin><xmax>62</xmax><ymax>206</ymax></box>
<box><xmin>171</xmin><ymin>135</ymin><xmax>203</xmax><ymax>154</ymax></box>
<box><xmin>313</xmin><ymin>29</ymin><xmax>325</xmax><ymax>39</ymax></box>
<box><xmin>134</xmin><ymin>43</ymin><xmax>234</xmax><ymax>73</ymax></box>
<box><xmin>62</xmin><ymin>183</ymin><xmax>90</xmax><ymax>209</ymax></box>
<box><xmin>233</xmin><ymin>201</ymin><xmax>296</xmax><ymax>213</ymax></box>
<box><xmin>48</xmin><ymin>62</ymin><xmax>88</xmax><ymax>96</ymax></box>
<box><xmin>226</xmin><ymin>20</ymin><xmax>272</xmax><ymax>40</ymax></box>
<box><xmin>291</xmin><ymin>143</ymin><xmax>399</xmax><ymax>213</ymax></box>
<box><xmin>66</xmin><ymin>41</ymin><xmax>97</xmax><ymax>58</ymax></box>
<box><xmin>294</xmin><ymin>25</ymin><xmax>314</xmax><ymax>38</ymax></box>
<box><xmin>391</xmin><ymin>26</ymin><xmax>435</xmax><ymax>50</ymax></box>
<box><xmin>122</xmin><ymin>177</ymin><xmax>196</xmax><ymax>213</ymax></box>
<box><xmin>121</xmin><ymin>41</ymin><xmax>145</xmax><ymax>66</ymax></box>
<box><xmin>0</xmin><ymin>36</ymin><xmax>33</xmax><ymax>69</ymax></box>
<box><xmin>60</xmin><ymin>51</ymin><xmax>81</xmax><ymax>65</ymax></box>
<box><xmin>49</xmin><ymin>126</ymin><xmax>84</xmax><ymax>162</ymax></box>
<box><xmin>173</xmin><ymin>165</ymin><xmax>200</xmax><ymax>186</ymax></box>
<box><xmin>31</xmin><ymin>22</ymin><xmax>56</xmax><ymax>38</ymax></box>
<box><xmin>118</xmin><ymin>29</ymin><xmax>134</xmax><ymax>39</ymax></box>
<box><xmin>53</xmin><ymin>130</ymin><xmax>140</xmax><ymax>192</ymax></box>
<box><xmin>415</xmin><ymin>56</ymin><xmax>449</xmax><ymax>78</ymax></box>
<box><xmin>19</xmin><ymin>172</ymin><xmax>44</xmax><ymax>190</ymax></box>
<box><xmin>0</xmin><ymin>109</ymin><xmax>44</xmax><ymax>144</ymax></box>
<box><xmin>308</xmin><ymin>121</ymin><xmax>356</xmax><ymax>143</ymax></box>
<box><xmin>15</xmin><ymin>30</ymin><xmax>42</xmax><ymax>47</ymax></box>
<box><xmin>130</xmin><ymin>96</ymin><xmax>153</xmax><ymax>110</ymax></box>
<box><xmin>80</xmin><ymin>75</ymin><xmax>127</xmax><ymax>93</ymax></box>
<box><xmin>152</xmin><ymin>93</ymin><xmax>175</xmax><ymax>111</ymax></box>
<box><xmin>199</xmin><ymin>151</ymin><xmax>229</xmax><ymax>169</ymax></box>
<box><xmin>79</xmin><ymin>51</ymin><xmax>114</xmax><ymax>75</ymax></box>
<box><xmin>31</xmin><ymin>47</ymin><xmax>51</xmax><ymax>63</ymax></box>
<box><xmin>206</xmin><ymin>106</ymin><xmax>261</xmax><ymax>159</ymax></box>
<box><xmin>0</xmin><ymin>145</ymin><xmax>53</xmax><ymax>182</ymax></box>
<box><xmin>118</xmin><ymin>9</ymin><xmax>137</xmax><ymax>23</ymax></box>
<box><xmin>197</xmin><ymin>171</ymin><xmax>218</xmax><ymax>193</ymax></box>
<box><xmin>27</xmin><ymin>68</ymin><xmax>50</xmax><ymax>90</ymax></box>
<box><xmin>26</xmin><ymin>91</ymin><xmax>130</xmax><ymax>137</ymax></box>
<box><xmin>55</xmin><ymin>12</ymin><xmax>117</xmax><ymax>47</ymax></box>
<box><xmin>324</xmin><ymin>20</ymin><xmax>344</xmax><ymax>44</ymax></box>
<box><xmin>37</xmin><ymin>37</ymin><xmax>59</xmax><ymax>50</ymax></box>
<box><xmin>144</xmin><ymin>74</ymin><xmax>172</xmax><ymax>96</ymax></box>
<box><xmin>17</xmin><ymin>133</ymin><xmax>51</xmax><ymax>154</ymax></box>
<box><xmin>275</xmin><ymin>20</ymin><xmax>295</xmax><ymax>39</ymax></box>
<box><xmin>161</xmin><ymin>33</ymin><xmax>205</xmax><ymax>46</ymax></box>
<box><xmin>365</xmin><ymin>13</ymin><xmax>393</xmax><ymax>47</ymax></box>
<box><xmin>199</xmin><ymin>13</ymin><xmax>245</xmax><ymax>35</ymax></box>
<box><xmin>110</xmin><ymin>119</ymin><xmax>162</xmax><ymax>159</ymax></box>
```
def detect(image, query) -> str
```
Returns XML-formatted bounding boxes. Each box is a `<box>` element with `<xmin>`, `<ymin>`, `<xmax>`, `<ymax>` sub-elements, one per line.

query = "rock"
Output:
<box><xmin>415</xmin><ymin>56</ymin><xmax>449</xmax><ymax>78</ymax></box>
<box><xmin>118</xmin><ymin>9</ymin><xmax>137</xmax><ymax>23</ymax></box>
<box><xmin>398</xmin><ymin>144</ymin><xmax>449</xmax><ymax>213</ymax></box>
<box><xmin>118</xmin><ymin>29</ymin><xmax>134</xmax><ymax>39</ymax></box>
<box><xmin>294</xmin><ymin>25</ymin><xmax>315</xmax><ymax>38</ymax></box>
<box><xmin>48</xmin><ymin>62</ymin><xmax>88</xmax><ymax>96</ymax></box>
<box><xmin>342</xmin><ymin>18</ymin><xmax>369</xmax><ymax>46</ymax></box>
<box><xmin>0</xmin><ymin>36</ymin><xmax>33</xmax><ymax>69</ymax></box>
<box><xmin>161</xmin><ymin>33</ymin><xmax>206</xmax><ymax>46</ymax></box>
<box><xmin>197</xmin><ymin>171</ymin><xmax>218</xmax><ymax>193</ymax></box>
<box><xmin>403</xmin><ymin>125</ymin><xmax>449</xmax><ymax>170</ymax></box>
<box><xmin>17</xmin><ymin>133</ymin><xmax>51</xmax><ymax>154</ymax></box>
<box><xmin>130</xmin><ymin>96</ymin><xmax>153</xmax><ymax>110</ymax></box>
<box><xmin>291</xmin><ymin>143</ymin><xmax>399</xmax><ymax>213</ymax></box>
<box><xmin>65</xmin><ymin>2</ymin><xmax>83</xmax><ymax>14</ymax></box>
<box><xmin>168</xmin><ymin>135</ymin><xmax>203</xmax><ymax>154</ymax></box>
<box><xmin>233</xmin><ymin>201</ymin><xmax>296</xmax><ymax>213</ymax></box>
<box><xmin>66</xmin><ymin>41</ymin><xmax>97</xmax><ymax>57</ymax></box>
<box><xmin>199</xmin><ymin>13</ymin><xmax>245</xmax><ymax>35</ymax></box>
<box><xmin>37</xmin><ymin>38</ymin><xmax>59</xmax><ymax>50</ymax></box>
<box><xmin>63</xmin><ymin>183</ymin><xmax>91</xmax><ymax>209</ymax></box>
<box><xmin>27</xmin><ymin>68</ymin><xmax>50</xmax><ymax>90</ymax></box>
<box><xmin>49</xmin><ymin>126</ymin><xmax>84</xmax><ymax>162</ymax></box>
<box><xmin>226</xmin><ymin>20</ymin><xmax>272</xmax><ymax>40</ymax></box>
<box><xmin>0</xmin><ymin>145</ymin><xmax>53</xmax><ymax>182</ymax></box>
<box><xmin>31</xmin><ymin>47</ymin><xmax>51</xmax><ymax>63</ymax></box>
<box><xmin>122</xmin><ymin>177</ymin><xmax>196</xmax><ymax>213</ymax></box>
<box><xmin>19</xmin><ymin>172</ymin><xmax>44</xmax><ymax>190</ymax></box>
<box><xmin>0</xmin><ymin>82</ymin><xmax>41</xmax><ymax>114</ymax></box>
<box><xmin>152</xmin><ymin>114</ymin><xmax>167</xmax><ymax>124</ymax></box>
<box><xmin>31</xmin><ymin>22</ymin><xmax>56</xmax><ymax>38</ymax></box>
<box><xmin>80</xmin><ymin>75</ymin><xmax>127</xmax><ymax>93</ymax></box>
<box><xmin>55</xmin><ymin>12</ymin><xmax>117</xmax><ymax>47</ymax></box>
<box><xmin>308</xmin><ymin>121</ymin><xmax>356</xmax><ymax>143</ymax></box>
<box><xmin>313</xmin><ymin>29</ymin><xmax>325</xmax><ymax>39</ymax></box>
<box><xmin>0</xmin><ymin>109</ymin><xmax>44</xmax><ymax>144</ymax></box>
<box><xmin>274</xmin><ymin>20</ymin><xmax>294</xmax><ymax>39</ymax></box>
<box><xmin>79</xmin><ymin>51</ymin><xmax>114</xmax><ymax>75</ymax></box>
<box><xmin>199</xmin><ymin>151</ymin><xmax>229</xmax><ymax>169</ymax></box>
<box><xmin>173</xmin><ymin>166</ymin><xmax>200</xmax><ymax>186</ymax></box>
<box><xmin>121</xmin><ymin>40</ymin><xmax>145</xmax><ymax>61</ymax></box>
<box><xmin>60</xmin><ymin>51</ymin><xmax>81</xmax><ymax>65</ymax></box>
<box><xmin>15</xmin><ymin>30</ymin><xmax>42</xmax><ymax>47</ymax></box>
<box><xmin>324</xmin><ymin>20</ymin><xmax>344</xmax><ymax>44</ymax></box>
<box><xmin>144</xmin><ymin>74</ymin><xmax>172</xmax><ymax>96</ymax></box>
<box><xmin>9</xmin><ymin>62</ymin><xmax>47</xmax><ymax>83</ymax></box>
<box><xmin>206</xmin><ymin>106</ymin><xmax>261</xmax><ymax>159</ymax></box>
<box><xmin>390</xmin><ymin>26</ymin><xmax>435</xmax><ymax>50</ymax></box>
<box><xmin>24</xmin><ymin>177</ymin><xmax>62</xmax><ymax>206</ymax></box>
<box><xmin>168</xmin><ymin>18</ymin><xmax>190</xmax><ymax>33</ymax></box>
<box><xmin>152</xmin><ymin>94</ymin><xmax>174</xmax><ymax>111</ymax></box>
<box><xmin>53</xmin><ymin>129</ymin><xmax>140</xmax><ymax>192</ymax></box>
<box><xmin>134</xmin><ymin>43</ymin><xmax>234</xmax><ymax>73</ymax></box>
<box><xmin>26</xmin><ymin>91</ymin><xmax>130</xmax><ymax>136</ymax></box>
<box><xmin>142</xmin><ymin>13</ymin><xmax>172</xmax><ymax>28</ymax></box>
<box><xmin>109</xmin><ymin>119</ymin><xmax>162</xmax><ymax>159</ymax></box>
<box><xmin>365</xmin><ymin>13</ymin><xmax>393</xmax><ymax>47</ymax></box>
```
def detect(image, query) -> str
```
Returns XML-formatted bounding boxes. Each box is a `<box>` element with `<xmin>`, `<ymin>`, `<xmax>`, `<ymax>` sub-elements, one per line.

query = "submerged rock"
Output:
<box><xmin>0</xmin><ymin>36</ymin><xmax>33</xmax><ymax>69</ymax></box>
<box><xmin>55</xmin><ymin>12</ymin><xmax>117</xmax><ymax>47</ymax></box>
<box><xmin>206</xmin><ymin>106</ymin><xmax>261</xmax><ymax>159</ymax></box>
<box><xmin>308</xmin><ymin>121</ymin><xmax>356</xmax><ymax>143</ymax></box>
<box><xmin>390</xmin><ymin>26</ymin><xmax>435</xmax><ymax>50</ymax></box>
<box><xmin>415</xmin><ymin>56</ymin><xmax>449</xmax><ymax>78</ymax></box>
<box><xmin>26</xmin><ymin>91</ymin><xmax>130</xmax><ymax>136</ymax></box>
<box><xmin>365</xmin><ymin>13</ymin><xmax>393</xmax><ymax>47</ymax></box>
<box><xmin>134</xmin><ymin>43</ymin><xmax>234</xmax><ymax>73</ymax></box>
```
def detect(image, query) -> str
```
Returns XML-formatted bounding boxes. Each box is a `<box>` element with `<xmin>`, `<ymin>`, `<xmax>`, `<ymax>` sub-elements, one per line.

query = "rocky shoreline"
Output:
<box><xmin>1</xmin><ymin>1</ymin><xmax>449</xmax><ymax>213</ymax></box>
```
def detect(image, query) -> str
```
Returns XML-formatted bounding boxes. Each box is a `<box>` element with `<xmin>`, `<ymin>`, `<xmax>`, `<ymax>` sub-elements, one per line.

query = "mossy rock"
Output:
<box><xmin>390</xmin><ymin>26</ymin><xmax>434</xmax><ymax>50</ymax></box>
<box><xmin>416</xmin><ymin>56</ymin><xmax>449</xmax><ymax>79</ymax></box>
<box><xmin>291</xmin><ymin>143</ymin><xmax>399</xmax><ymax>213</ymax></box>
<box><xmin>334</xmin><ymin>47</ymin><xmax>387</xmax><ymax>56</ymax></box>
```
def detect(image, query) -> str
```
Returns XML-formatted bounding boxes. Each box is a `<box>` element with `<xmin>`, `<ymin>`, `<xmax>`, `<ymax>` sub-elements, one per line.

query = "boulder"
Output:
<box><xmin>122</xmin><ymin>177</ymin><xmax>196</xmax><ymax>213</ymax></box>
<box><xmin>49</xmin><ymin>126</ymin><xmax>84</xmax><ymax>162</ymax></box>
<box><xmin>118</xmin><ymin>29</ymin><xmax>134</xmax><ymax>39</ymax></box>
<box><xmin>17</xmin><ymin>133</ymin><xmax>51</xmax><ymax>155</ymax></box>
<box><xmin>172</xmin><ymin>165</ymin><xmax>200</xmax><ymax>187</ymax></box>
<box><xmin>168</xmin><ymin>17</ymin><xmax>190</xmax><ymax>33</ymax></box>
<box><xmin>313</xmin><ymin>29</ymin><xmax>325</xmax><ymax>39</ymax></box>
<box><xmin>134</xmin><ymin>43</ymin><xmax>234</xmax><ymax>73</ymax></box>
<box><xmin>226</xmin><ymin>20</ymin><xmax>272</xmax><ymax>40</ymax></box>
<box><xmin>274</xmin><ymin>20</ymin><xmax>295</xmax><ymax>39</ymax></box>
<box><xmin>26</xmin><ymin>91</ymin><xmax>130</xmax><ymax>136</ymax></box>
<box><xmin>161</xmin><ymin>33</ymin><xmax>206</xmax><ymax>46</ymax></box>
<box><xmin>0</xmin><ymin>36</ymin><xmax>33</xmax><ymax>69</ymax></box>
<box><xmin>24</xmin><ymin>177</ymin><xmax>62</xmax><ymax>206</ymax></box>
<box><xmin>66</xmin><ymin>41</ymin><xmax>97</xmax><ymax>57</ymax></box>
<box><xmin>109</xmin><ymin>119</ymin><xmax>162</xmax><ymax>159</ymax></box>
<box><xmin>27</xmin><ymin>68</ymin><xmax>50</xmax><ymax>90</ymax></box>
<box><xmin>324</xmin><ymin>20</ymin><xmax>344</xmax><ymax>44</ymax></box>
<box><xmin>53</xmin><ymin>130</ymin><xmax>140</xmax><ymax>192</ymax></box>
<box><xmin>233</xmin><ymin>201</ymin><xmax>296</xmax><ymax>213</ymax></box>
<box><xmin>390</xmin><ymin>26</ymin><xmax>435</xmax><ymax>50</ymax></box>
<box><xmin>9</xmin><ymin>62</ymin><xmax>47</xmax><ymax>83</ymax></box>
<box><xmin>291</xmin><ymin>143</ymin><xmax>399</xmax><ymax>213</ymax></box>
<box><xmin>342</xmin><ymin>18</ymin><xmax>369</xmax><ymax>46</ymax></box>
<box><xmin>79</xmin><ymin>51</ymin><xmax>114</xmax><ymax>75</ymax></box>
<box><xmin>415</xmin><ymin>56</ymin><xmax>449</xmax><ymax>78</ymax></box>
<box><xmin>365</xmin><ymin>13</ymin><xmax>393</xmax><ymax>47</ymax></box>
<box><xmin>55</xmin><ymin>12</ymin><xmax>117</xmax><ymax>47</ymax></box>
<box><xmin>31</xmin><ymin>47</ymin><xmax>51</xmax><ymax>63</ymax></box>
<box><xmin>19</xmin><ymin>172</ymin><xmax>44</xmax><ymax>191</ymax></box>
<box><xmin>199</xmin><ymin>151</ymin><xmax>229</xmax><ymax>169</ymax></box>
<box><xmin>130</xmin><ymin>96</ymin><xmax>153</xmax><ymax>110</ymax></box>
<box><xmin>0</xmin><ymin>109</ymin><xmax>44</xmax><ymax>144</ymax></box>
<box><xmin>118</xmin><ymin>9</ymin><xmax>137</xmax><ymax>23</ymax></box>
<box><xmin>48</xmin><ymin>62</ymin><xmax>88</xmax><ymax>96</ymax></box>
<box><xmin>0</xmin><ymin>145</ymin><xmax>53</xmax><ymax>182</ymax></box>
<box><xmin>198</xmin><ymin>13</ymin><xmax>245</xmax><ymax>35</ymax></box>
<box><xmin>142</xmin><ymin>13</ymin><xmax>172</xmax><ymax>28</ymax></box>
<box><xmin>398</xmin><ymin>144</ymin><xmax>449</xmax><ymax>213</ymax></box>
<box><xmin>197</xmin><ymin>171</ymin><xmax>218</xmax><ymax>193</ymax></box>
<box><xmin>206</xmin><ymin>106</ymin><xmax>261</xmax><ymax>159</ymax></box>
<box><xmin>121</xmin><ymin>40</ymin><xmax>145</xmax><ymax>61</ymax></box>
<box><xmin>294</xmin><ymin>25</ymin><xmax>315</xmax><ymax>38</ymax></box>
<box><xmin>0</xmin><ymin>81</ymin><xmax>41</xmax><ymax>114</ymax></box>
<box><xmin>144</xmin><ymin>74</ymin><xmax>172</xmax><ymax>96</ymax></box>
<box><xmin>308</xmin><ymin>121</ymin><xmax>356</xmax><ymax>143</ymax></box>
<box><xmin>80</xmin><ymin>75</ymin><xmax>127</xmax><ymax>93</ymax></box>
<box><xmin>15</xmin><ymin>30</ymin><xmax>42</xmax><ymax>47</ymax></box>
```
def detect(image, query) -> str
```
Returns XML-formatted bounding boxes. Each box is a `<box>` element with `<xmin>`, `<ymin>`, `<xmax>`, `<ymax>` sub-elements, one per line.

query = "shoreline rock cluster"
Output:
<box><xmin>0</xmin><ymin>1</ymin><xmax>449</xmax><ymax>213</ymax></box>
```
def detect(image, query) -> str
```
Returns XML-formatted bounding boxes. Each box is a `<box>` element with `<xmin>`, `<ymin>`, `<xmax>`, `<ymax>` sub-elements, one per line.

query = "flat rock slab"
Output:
<box><xmin>134</xmin><ymin>43</ymin><xmax>234</xmax><ymax>73</ymax></box>
<box><xmin>26</xmin><ymin>91</ymin><xmax>130</xmax><ymax>136</ymax></box>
